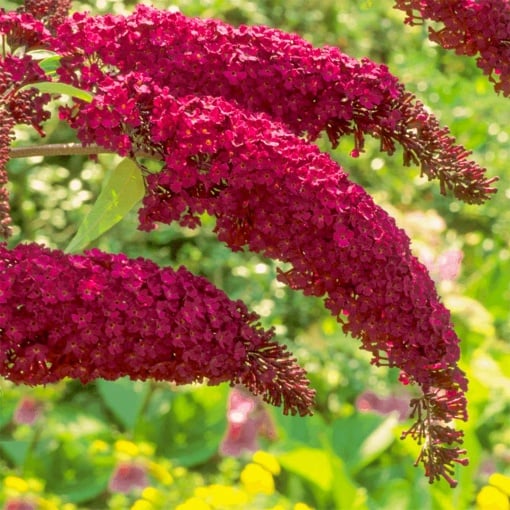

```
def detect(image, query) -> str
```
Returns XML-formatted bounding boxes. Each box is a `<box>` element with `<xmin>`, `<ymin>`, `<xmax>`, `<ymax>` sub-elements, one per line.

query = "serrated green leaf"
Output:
<box><xmin>65</xmin><ymin>158</ymin><xmax>144</xmax><ymax>253</ymax></box>
<box><xmin>18</xmin><ymin>81</ymin><xmax>93</xmax><ymax>103</ymax></box>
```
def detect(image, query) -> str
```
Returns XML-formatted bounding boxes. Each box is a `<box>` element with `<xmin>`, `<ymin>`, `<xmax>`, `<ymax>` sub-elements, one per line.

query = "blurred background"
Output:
<box><xmin>1</xmin><ymin>0</ymin><xmax>510</xmax><ymax>508</ymax></box>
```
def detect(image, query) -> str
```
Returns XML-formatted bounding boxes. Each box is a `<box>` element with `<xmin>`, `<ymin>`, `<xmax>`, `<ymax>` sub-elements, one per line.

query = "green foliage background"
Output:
<box><xmin>1</xmin><ymin>0</ymin><xmax>510</xmax><ymax>509</ymax></box>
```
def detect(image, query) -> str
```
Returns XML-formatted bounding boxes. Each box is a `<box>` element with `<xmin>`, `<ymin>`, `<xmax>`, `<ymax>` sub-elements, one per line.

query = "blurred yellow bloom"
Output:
<box><xmin>131</xmin><ymin>500</ymin><xmax>154</xmax><ymax>510</ymax></box>
<box><xmin>61</xmin><ymin>505</ymin><xmax>78</xmax><ymax>510</ymax></box>
<box><xmin>37</xmin><ymin>497</ymin><xmax>59</xmax><ymax>510</ymax></box>
<box><xmin>148</xmin><ymin>461</ymin><xmax>174</xmax><ymax>485</ymax></box>
<box><xmin>173</xmin><ymin>466</ymin><xmax>187</xmax><ymax>478</ymax></box>
<box><xmin>89</xmin><ymin>439</ymin><xmax>110</xmax><ymax>454</ymax></box>
<box><xmin>27</xmin><ymin>478</ymin><xmax>44</xmax><ymax>493</ymax></box>
<box><xmin>176</xmin><ymin>496</ymin><xmax>212</xmax><ymax>510</ymax></box>
<box><xmin>115</xmin><ymin>439</ymin><xmax>140</xmax><ymax>457</ymax></box>
<box><xmin>491</xmin><ymin>474</ymin><xmax>510</xmax><ymax>497</ymax></box>
<box><xmin>240</xmin><ymin>463</ymin><xmax>275</xmax><ymax>495</ymax></box>
<box><xmin>294</xmin><ymin>503</ymin><xmax>315</xmax><ymax>510</ymax></box>
<box><xmin>138</xmin><ymin>442</ymin><xmax>156</xmax><ymax>457</ymax></box>
<box><xmin>253</xmin><ymin>451</ymin><xmax>281</xmax><ymax>475</ymax></box>
<box><xmin>4</xmin><ymin>476</ymin><xmax>30</xmax><ymax>493</ymax></box>
<box><xmin>477</xmin><ymin>485</ymin><xmax>510</xmax><ymax>510</ymax></box>
<box><xmin>195</xmin><ymin>484</ymin><xmax>249</xmax><ymax>507</ymax></box>
<box><xmin>141</xmin><ymin>486</ymin><xmax>165</xmax><ymax>504</ymax></box>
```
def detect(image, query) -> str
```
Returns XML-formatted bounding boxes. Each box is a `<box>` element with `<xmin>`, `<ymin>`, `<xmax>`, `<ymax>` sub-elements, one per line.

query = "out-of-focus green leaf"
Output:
<box><xmin>53</xmin><ymin>475</ymin><xmax>109</xmax><ymax>504</ymax></box>
<box><xmin>65</xmin><ymin>158</ymin><xmax>144</xmax><ymax>253</ymax></box>
<box><xmin>18</xmin><ymin>81</ymin><xmax>93</xmax><ymax>102</ymax></box>
<box><xmin>278</xmin><ymin>447</ymin><xmax>334</xmax><ymax>493</ymax></box>
<box><xmin>331</xmin><ymin>413</ymin><xmax>396</xmax><ymax>473</ymax></box>
<box><xmin>0</xmin><ymin>440</ymin><xmax>30</xmax><ymax>467</ymax></box>
<box><xmin>357</xmin><ymin>413</ymin><xmax>399</xmax><ymax>470</ymax></box>
<box><xmin>96</xmin><ymin>378</ymin><xmax>150</xmax><ymax>432</ymax></box>
<box><xmin>138</xmin><ymin>385</ymin><xmax>228</xmax><ymax>467</ymax></box>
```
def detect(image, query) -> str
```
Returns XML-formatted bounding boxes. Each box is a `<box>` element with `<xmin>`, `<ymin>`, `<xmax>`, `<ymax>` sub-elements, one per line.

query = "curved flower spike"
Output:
<box><xmin>0</xmin><ymin>243</ymin><xmax>315</xmax><ymax>416</ymax></box>
<box><xmin>50</xmin><ymin>5</ymin><xmax>497</xmax><ymax>202</ymax></box>
<box><xmin>394</xmin><ymin>0</ymin><xmax>510</xmax><ymax>97</ymax></box>
<box><xmin>140</xmin><ymin>92</ymin><xmax>467</xmax><ymax>486</ymax></box>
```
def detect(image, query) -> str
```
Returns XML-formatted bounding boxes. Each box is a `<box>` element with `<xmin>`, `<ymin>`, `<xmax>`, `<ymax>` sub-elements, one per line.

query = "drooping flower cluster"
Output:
<box><xmin>0</xmin><ymin>12</ymin><xmax>53</xmax><ymax>237</ymax></box>
<box><xmin>16</xmin><ymin>0</ymin><xmax>71</xmax><ymax>34</ymax></box>
<box><xmin>0</xmin><ymin>242</ymin><xmax>315</xmax><ymax>416</ymax></box>
<box><xmin>49</xmin><ymin>5</ymin><xmax>497</xmax><ymax>203</ymax></box>
<box><xmin>56</xmin><ymin>62</ymin><xmax>469</xmax><ymax>483</ymax></box>
<box><xmin>394</xmin><ymin>0</ymin><xmax>510</xmax><ymax>96</ymax></box>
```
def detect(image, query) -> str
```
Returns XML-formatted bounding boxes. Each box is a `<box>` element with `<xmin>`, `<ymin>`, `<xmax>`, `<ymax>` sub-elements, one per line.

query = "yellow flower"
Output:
<box><xmin>26</xmin><ymin>478</ymin><xmax>44</xmax><ymax>493</ymax></box>
<box><xmin>138</xmin><ymin>442</ymin><xmax>156</xmax><ymax>457</ymax></box>
<box><xmin>176</xmin><ymin>496</ymin><xmax>212</xmax><ymax>510</ymax></box>
<box><xmin>240</xmin><ymin>463</ymin><xmax>275</xmax><ymax>495</ymax></box>
<box><xmin>148</xmin><ymin>461</ymin><xmax>174</xmax><ymax>485</ymax></box>
<box><xmin>36</xmin><ymin>497</ymin><xmax>60</xmax><ymax>510</ymax></box>
<box><xmin>477</xmin><ymin>485</ymin><xmax>510</xmax><ymax>510</ymax></box>
<box><xmin>194</xmin><ymin>484</ymin><xmax>249</xmax><ymax>507</ymax></box>
<box><xmin>491</xmin><ymin>474</ymin><xmax>510</xmax><ymax>497</ymax></box>
<box><xmin>89</xmin><ymin>439</ymin><xmax>110</xmax><ymax>454</ymax></box>
<box><xmin>131</xmin><ymin>500</ymin><xmax>153</xmax><ymax>510</ymax></box>
<box><xmin>4</xmin><ymin>476</ymin><xmax>30</xmax><ymax>493</ymax></box>
<box><xmin>294</xmin><ymin>503</ymin><xmax>315</xmax><ymax>510</ymax></box>
<box><xmin>115</xmin><ymin>439</ymin><xmax>140</xmax><ymax>457</ymax></box>
<box><xmin>253</xmin><ymin>451</ymin><xmax>281</xmax><ymax>476</ymax></box>
<box><xmin>141</xmin><ymin>486</ymin><xmax>165</xmax><ymax>505</ymax></box>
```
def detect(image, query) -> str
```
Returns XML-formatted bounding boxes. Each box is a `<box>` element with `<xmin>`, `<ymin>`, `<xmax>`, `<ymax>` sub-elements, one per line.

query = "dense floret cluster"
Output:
<box><xmin>51</xmin><ymin>5</ymin><xmax>496</xmax><ymax>203</ymax></box>
<box><xmin>0</xmin><ymin>50</ymin><xmax>51</xmax><ymax>237</ymax></box>
<box><xmin>394</xmin><ymin>0</ymin><xmax>510</xmax><ymax>96</ymax></box>
<box><xmin>0</xmin><ymin>243</ymin><xmax>314</xmax><ymax>416</ymax></box>
<box><xmin>56</xmin><ymin>63</ymin><xmax>469</xmax><ymax>484</ymax></box>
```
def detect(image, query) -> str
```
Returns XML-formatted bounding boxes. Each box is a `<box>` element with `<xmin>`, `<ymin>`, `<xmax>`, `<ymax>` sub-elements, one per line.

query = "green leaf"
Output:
<box><xmin>65</xmin><ymin>158</ymin><xmax>144</xmax><ymax>253</ymax></box>
<box><xmin>27</xmin><ymin>49</ymin><xmax>59</xmax><ymax>60</ymax></box>
<box><xmin>38</xmin><ymin>55</ymin><xmax>62</xmax><ymax>76</ymax></box>
<box><xmin>96</xmin><ymin>378</ymin><xmax>150</xmax><ymax>432</ymax></box>
<box><xmin>0</xmin><ymin>440</ymin><xmax>31</xmax><ymax>467</ymax></box>
<box><xmin>331</xmin><ymin>413</ymin><xmax>397</xmax><ymax>473</ymax></box>
<box><xmin>278</xmin><ymin>447</ymin><xmax>334</xmax><ymax>493</ymax></box>
<box><xmin>18</xmin><ymin>81</ymin><xmax>93</xmax><ymax>103</ymax></box>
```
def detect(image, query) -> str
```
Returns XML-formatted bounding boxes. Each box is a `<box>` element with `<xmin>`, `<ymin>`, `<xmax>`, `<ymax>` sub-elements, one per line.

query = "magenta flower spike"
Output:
<box><xmin>50</xmin><ymin>5</ymin><xmax>497</xmax><ymax>203</ymax></box>
<box><xmin>0</xmin><ymin>243</ymin><xmax>315</xmax><ymax>417</ymax></box>
<box><xmin>394</xmin><ymin>0</ymin><xmax>510</xmax><ymax>97</ymax></box>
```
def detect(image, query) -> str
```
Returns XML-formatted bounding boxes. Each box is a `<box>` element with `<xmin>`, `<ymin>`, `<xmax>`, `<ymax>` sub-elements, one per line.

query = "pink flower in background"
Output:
<box><xmin>356</xmin><ymin>390</ymin><xmax>410</xmax><ymax>422</ymax></box>
<box><xmin>108</xmin><ymin>461</ymin><xmax>149</xmax><ymax>494</ymax></box>
<box><xmin>13</xmin><ymin>396</ymin><xmax>43</xmax><ymax>425</ymax></box>
<box><xmin>422</xmin><ymin>249</ymin><xmax>464</xmax><ymax>283</ymax></box>
<box><xmin>4</xmin><ymin>500</ymin><xmax>37</xmax><ymax>510</ymax></box>
<box><xmin>220</xmin><ymin>387</ymin><xmax>277</xmax><ymax>457</ymax></box>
